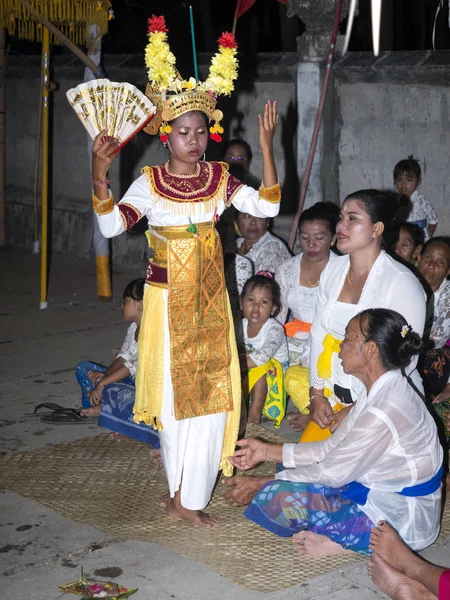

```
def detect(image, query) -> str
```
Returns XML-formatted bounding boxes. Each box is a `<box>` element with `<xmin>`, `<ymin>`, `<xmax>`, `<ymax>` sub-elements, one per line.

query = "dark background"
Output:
<box><xmin>7</xmin><ymin>0</ymin><xmax>450</xmax><ymax>67</ymax></box>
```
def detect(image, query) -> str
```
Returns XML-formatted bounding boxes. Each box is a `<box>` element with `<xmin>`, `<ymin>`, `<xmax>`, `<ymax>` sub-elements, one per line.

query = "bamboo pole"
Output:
<box><xmin>0</xmin><ymin>29</ymin><xmax>5</xmax><ymax>248</ymax></box>
<box><xmin>39</xmin><ymin>26</ymin><xmax>49</xmax><ymax>309</ymax></box>
<box><xmin>18</xmin><ymin>0</ymin><xmax>104</xmax><ymax>77</ymax></box>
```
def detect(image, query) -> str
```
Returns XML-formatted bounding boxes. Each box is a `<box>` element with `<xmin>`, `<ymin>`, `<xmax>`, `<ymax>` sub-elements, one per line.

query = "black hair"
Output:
<box><xmin>344</xmin><ymin>189</ymin><xmax>397</xmax><ymax>235</ymax></box>
<box><xmin>241</xmin><ymin>274</ymin><xmax>281</xmax><ymax>318</ymax></box>
<box><xmin>123</xmin><ymin>278</ymin><xmax>145</xmax><ymax>301</ymax></box>
<box><xmin>221</xmin><ymin>139</ymin><xmax>253</xmax><ymax>164</ymax></box>
<box><xmin>421</xmin><ymin>236</ymin><xmax>450</xmax><ymax>257</ymax></box>
<box><xmin>356</xmin><ymin>308</ymin><xmax>423</xmax><ymax>372</ymax></box>
<box><xmin>299</xmin><ymin>201</ymin><xmax>340</xmax><ymax>235</ymax></box>
<box><xmin>385</xmin><ymin>219</ymin><xmax>425</xmax><ymax>254</ymax></box>
<box><xmin>393</xmin><ymin>155</ymin><xmax>421</xmax><ymax>181</ymax></box>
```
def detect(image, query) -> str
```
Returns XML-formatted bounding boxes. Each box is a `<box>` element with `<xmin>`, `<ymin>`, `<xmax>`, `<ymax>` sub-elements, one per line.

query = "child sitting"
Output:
<box><xmin>76</xmin><ymin>278</ymin><xmax>159</xmax><ymax>447</ymax></box>
<box><xmin>393</xmin><ymin>155</ymin><xmax>438</xmax><ymax>241</ymax></box>
<box><xmin>239</xmin><ymin>272</ymin><xmax>289</xmax><ymax>427</ymax></box>
<box><xmin>388</xmin><ymin>219</ymin><xmax>424</xmax><ymax>266</ymax></box>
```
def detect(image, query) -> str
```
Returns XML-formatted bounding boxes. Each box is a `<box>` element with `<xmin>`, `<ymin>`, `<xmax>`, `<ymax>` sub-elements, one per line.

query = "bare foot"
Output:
<box><xmin>158</xmin><ymin>490</ymin><xmax>170</xmax><ymax>508</ymax></box>
<box><xmin>369</xmin><ymin>521</ymin><xmax>420</xmax><ymax>576</ymax></box>
<box><xmin>166</xmin><ymin>497</ymin><xmax>219</xmax><ymax>529</ymax></box>
<box><xmin>368</xmin><ymin>554</ymin><xmax>437</xmax><ymax>600</ymax></box>
<box><xmin>80</xmin><ymin>406</ymin><xmax>101</xmax><ymax>417</ymax></box>
<box><xmin>247</xmin><ymin>415</ymin><xmax>262</xmax><ymax>425</ymax></box>
<box><xmin>292</xmin><ymin>531</ymin><xmax>351</xmax><ymax>558</ymax></box>
<box><xmin>149</xmin><ymin>448</ymin><xmax>163</xmax><ymax>469</ymax></box>
<box><xmin>222</xmin><ymin>475</ymin><xmax>272</xmax><ymax>506</ymax></box>
<box><xmin>287</xmin><ymin>412</ymin><xmax>310</xmax><ymax>433</ymax></box>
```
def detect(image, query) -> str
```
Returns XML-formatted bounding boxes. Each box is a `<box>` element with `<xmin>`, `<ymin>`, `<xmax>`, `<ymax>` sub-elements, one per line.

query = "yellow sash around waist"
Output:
<box><xmin>135</xmin><ymin>222</ymin><xmax>236</xmax><ymax>421</ymax></box>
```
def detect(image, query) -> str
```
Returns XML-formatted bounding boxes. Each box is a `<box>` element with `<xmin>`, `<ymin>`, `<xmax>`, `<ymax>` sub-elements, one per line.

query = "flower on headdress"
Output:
<box><xmin>183</xmin><ymin>77</ymin><xmax>197</xmax><ymax>90</ymax></box>
<box><xmin>202</xmin><ymin>32</ymin><xmax>238</xmax><ymax>97</ymax></box>
<box><xmin>401</xmin><ymin>325</ymin><xmax>410</xmax><ymax>338</ymax></box>
<box><xmin>145</xmin><ymin>15</ymin><xmax>177</xmax><ymax>91</ymax></box>
<box><xmin>148</xmin><ymin>15</ymin><xmax>168</xmax><ymax>34</ymax></box>
<box><xmin>217</xmin><ymin>32</ymin><xmax>238</xmax><ymax>49</ymax></box>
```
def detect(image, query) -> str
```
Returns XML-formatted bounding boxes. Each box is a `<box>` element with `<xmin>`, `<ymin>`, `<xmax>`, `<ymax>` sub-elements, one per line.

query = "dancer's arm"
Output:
<box><xmin>259</xmin><ymin>100</ymin><xmax>278</xmax><ymax>188</ymax></box>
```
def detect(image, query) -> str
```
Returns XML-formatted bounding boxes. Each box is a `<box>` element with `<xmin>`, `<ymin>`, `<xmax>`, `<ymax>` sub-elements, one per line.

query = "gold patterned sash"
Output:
<box><xmin>145</xmin><ymin>222</ymin><xmax>234</xmax><ymax>420</ymax></box>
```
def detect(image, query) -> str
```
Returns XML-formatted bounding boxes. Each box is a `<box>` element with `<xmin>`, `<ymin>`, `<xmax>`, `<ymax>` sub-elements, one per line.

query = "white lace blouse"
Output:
<box><xmin>429</xmin><ymin>278</ymin><xmax>450</xmax><ymax>349</ymax></box>
<box><xmin>118</xmin><ymin>322</ymin><xmax>138</xmax><ymax>377</ymax></box>
<box><xmin>276</xmin><ymin>252</ymin><xmax>338</xmax><ymax>366</ymax></box>
<box><xmin>310</xmin><ymin>251</ymin><xmax>427</xmax><ymax>401</ymax></box>
<box><xmin>278</xmin><ymin>369</ymin><xmax>443</xmax><ymax>551</ymax></box>
<box><xmin>236</xmin><ymin>231</ymin><xmax>291</xmax><ymax>274</ymax></box>
<box><xmin>240</xmin><ymin>318</ymin><xmax>289</xmax><ymax>367</ymax></box>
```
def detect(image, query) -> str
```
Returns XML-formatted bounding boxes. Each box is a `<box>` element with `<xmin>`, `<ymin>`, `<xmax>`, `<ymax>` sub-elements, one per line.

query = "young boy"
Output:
<box><xmin>393</xmin><ymin>155</ymin><xmax>438</xmax><ymax>241</ymax></box>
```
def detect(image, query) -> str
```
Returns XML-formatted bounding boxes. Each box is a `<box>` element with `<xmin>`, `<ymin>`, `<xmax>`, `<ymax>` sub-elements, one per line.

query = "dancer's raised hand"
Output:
<box><xmin>259</xmin><ymin>100</ymin><xmax>278</xmax><ymax>154</ymax></box>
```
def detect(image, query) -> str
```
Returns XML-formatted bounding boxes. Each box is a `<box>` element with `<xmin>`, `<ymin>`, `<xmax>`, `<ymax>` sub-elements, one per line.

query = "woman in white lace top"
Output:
<box><xmin>236</xmin><ymin>212</ymin><xmax>291</xmax><ymax>273</ymax></box>
<box><xmin>303</xmin><ymin>190</ymin><xmax>426</xmax><ymax>444</ymax></box>
<box><xmin>276</xmin><ymin>202</ymin><xmax>339</xmax><ymax>431</ymax></box>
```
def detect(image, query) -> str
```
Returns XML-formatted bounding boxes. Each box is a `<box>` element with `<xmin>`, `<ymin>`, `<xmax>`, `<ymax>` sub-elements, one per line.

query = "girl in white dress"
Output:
<box><xmin>239</xmin><ymin>273</ymin><xmax>289</xmax><ymax>427</ymax></box>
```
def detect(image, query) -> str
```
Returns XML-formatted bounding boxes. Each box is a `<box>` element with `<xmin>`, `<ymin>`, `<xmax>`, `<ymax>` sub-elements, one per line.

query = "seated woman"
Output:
<box><xmin>238</xmin><ymin>273</ymin><xmax>289</xmax><ymax>427</ymax></box>
<box><xmin>418</xmin><ymin>237</ymin><xmax>450</xmax><ymax>448</ymax></box>
<box><xmin>76</xmin><ymin>278</ymin><xmax>159</xmax><ymax>447</ymax></box>
<box><xmin>276</xmin><ymin>202</ymin><xmax>339</xmax><ymax>431</ymax></box>
<box><xmin>236</xmin><ymin>210</ymin><xmax>291</xmax><ymax>274</ymax></box>
<box><xmin>224</xmin><ymin>308</ymin><xmax>443</xmax><ymax>559</ymax></box>
<box><xmin>390</xmin><ymin>220</ymin><xmax>424</xmax><ymax>266</ymax></box>
<box><xmin>304</xmin><ymin>190</ymin><xmax>426</xmax><ymax>444</ymax></box>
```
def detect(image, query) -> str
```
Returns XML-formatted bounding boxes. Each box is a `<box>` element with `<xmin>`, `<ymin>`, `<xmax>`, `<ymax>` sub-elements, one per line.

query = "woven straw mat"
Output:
<box><xmin>0</xmin><ymin>423</ymin><xmax>449</xmax><ymax>592</ymax></box>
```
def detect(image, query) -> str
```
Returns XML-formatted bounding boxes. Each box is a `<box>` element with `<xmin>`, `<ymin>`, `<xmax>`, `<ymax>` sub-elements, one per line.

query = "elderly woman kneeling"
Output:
<box><xmin>225</xmin><ymin>308</ymin><xmax>443</xmax><ymax>558</ymax></box>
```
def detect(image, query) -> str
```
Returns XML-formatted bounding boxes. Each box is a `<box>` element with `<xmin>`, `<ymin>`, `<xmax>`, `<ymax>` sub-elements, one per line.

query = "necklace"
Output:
<box><xmin>347</xmin><ymin>270</ymin><xmax>365</xmax><ymax>293</ymax></box>
<box><xmin>239</xmin><ymin>242</ymin><xmax>253</xmax><ymax>255</ymax></box>
<box><xmin>307</xmin><ymin>277</ymin><xmax>320</xmax><ymax>287</ymax></box>
<box><xmin>165</xmin><ymin>161</ymin><xmax>200</xmax><ymax>178</ymax></box>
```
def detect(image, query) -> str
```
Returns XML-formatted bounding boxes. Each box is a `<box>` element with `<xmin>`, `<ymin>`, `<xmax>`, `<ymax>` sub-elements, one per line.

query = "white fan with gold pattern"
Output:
<box><xmin>66</xmin><ymin>79</ymin><xmax>157</xmax><ymax>152</ymax></box>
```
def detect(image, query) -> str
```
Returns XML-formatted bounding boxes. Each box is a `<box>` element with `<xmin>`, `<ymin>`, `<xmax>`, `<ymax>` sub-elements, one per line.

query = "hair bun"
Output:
<box><xmin>407</xmin><ymin>154</ymin><xmax>419</xmax><ymax>162</ymax></box>
<box><xmin>397</xmin><ymin>328</ymin><xmax>423</xmax><ymax>367</ymax></box>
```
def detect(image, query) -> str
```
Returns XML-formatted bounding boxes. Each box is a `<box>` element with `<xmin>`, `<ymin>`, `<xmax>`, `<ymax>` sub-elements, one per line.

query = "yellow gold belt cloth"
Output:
<box><xmin>133</xmin><ymin>222</ymin><xmax>241</xmax><ymax>475</ymax></box>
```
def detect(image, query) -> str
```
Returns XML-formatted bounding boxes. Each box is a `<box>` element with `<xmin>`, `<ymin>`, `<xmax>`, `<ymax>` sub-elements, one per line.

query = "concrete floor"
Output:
<box><xmin>1</xmin><ymin>246</ymin><xmax>449</xmax><ymax>600</ymax></box>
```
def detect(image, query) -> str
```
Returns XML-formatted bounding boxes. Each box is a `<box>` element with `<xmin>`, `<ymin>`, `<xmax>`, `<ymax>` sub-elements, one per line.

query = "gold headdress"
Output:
<box><xmin>143</xmin><ymin>15</ymin><xmax>238</xmax><ymax>143</ymax></box>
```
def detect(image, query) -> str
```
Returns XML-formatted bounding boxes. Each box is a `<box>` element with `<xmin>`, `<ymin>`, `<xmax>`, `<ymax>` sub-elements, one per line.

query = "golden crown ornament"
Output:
<box><xmin>143</xmin><ymin>15</ymin><xmax>238</xmax><ymax>143</ymax></box>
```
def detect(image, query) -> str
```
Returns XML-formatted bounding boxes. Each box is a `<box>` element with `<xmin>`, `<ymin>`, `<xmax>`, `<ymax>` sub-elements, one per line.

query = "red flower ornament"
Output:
<box><xmin>217</xmin><ymin>32</ymin><xmax>238</xmax><ymax>49</ymax></box>
<box><xmin>210</xmin><ymin>132</ymin><xmax>222</xmax><ymax>143</ymax></box>
<box><xmin>148</xmin><ymin>15</ymin><xmax>168</xmax><ymax>34</ymax></box>
<box><xmin>160</xmin><ymin>133</ymin><xmax>168</xmax><ymax>143</ymax></box>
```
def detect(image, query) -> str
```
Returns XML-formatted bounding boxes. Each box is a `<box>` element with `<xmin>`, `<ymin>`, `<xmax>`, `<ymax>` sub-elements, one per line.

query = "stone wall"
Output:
<box><xmin>4</xmin><ymin>52</ymin><xmax>297</xmax><ymax>268</ymax></box>
<box><xmin>332</xmin><ymin>51</ymin><xmax>450</xmax><ymax>235</ymax></box>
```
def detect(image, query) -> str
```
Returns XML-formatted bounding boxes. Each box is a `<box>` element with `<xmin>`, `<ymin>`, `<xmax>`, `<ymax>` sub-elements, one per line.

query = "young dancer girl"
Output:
<box><xmin>90</xmin><ymin>17</ymin><xmax>281</xmax><ymax>528</ymax></box>
<box><xmin>76</xmin><ymin>278</ymin><xmax>160</xmax><ymax>447</ymax></box>
<box><xmin>239</xmin><ymin>273</ymin><xmax>289</xmax><ymax>427</ymax></box>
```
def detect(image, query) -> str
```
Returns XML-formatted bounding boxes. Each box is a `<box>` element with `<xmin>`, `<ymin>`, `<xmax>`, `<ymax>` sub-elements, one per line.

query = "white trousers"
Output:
<box><xmin>158</xmin><ymin>289</ymin><xmax>227</xmax><ymax>511</ymax></box>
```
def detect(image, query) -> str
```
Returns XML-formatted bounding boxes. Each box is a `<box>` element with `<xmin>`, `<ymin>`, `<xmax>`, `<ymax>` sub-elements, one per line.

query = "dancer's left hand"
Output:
<box><xmin>228</xmin><ymin>438</ymin><xmax>267</xmax><ymax>470</ymax></box>
<box><xmin>259</xmin><ymin>100</ymin><xmax>278</xmax><ymax>153</ymax></box>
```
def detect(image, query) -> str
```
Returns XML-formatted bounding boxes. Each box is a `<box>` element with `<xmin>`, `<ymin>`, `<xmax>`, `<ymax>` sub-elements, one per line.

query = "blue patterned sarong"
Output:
<box><xmin>76</xmin><ymin>361</ymin><xmax>160</xmax><ymax>448</ymax></box>
<box><xmin>244</xmin><ymin>480</ymin><xmax>374</xmax><ymax>556</ymax></box>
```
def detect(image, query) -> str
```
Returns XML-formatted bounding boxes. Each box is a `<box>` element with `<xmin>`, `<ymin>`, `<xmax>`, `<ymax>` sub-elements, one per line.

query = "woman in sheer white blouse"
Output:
<box><xmin>224</xmin><ymin>309</ymin><xmax>442</xmax><ymax>559</ymax></box>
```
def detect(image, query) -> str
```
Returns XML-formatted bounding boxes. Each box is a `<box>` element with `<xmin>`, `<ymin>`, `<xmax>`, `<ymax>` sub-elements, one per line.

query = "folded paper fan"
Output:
<box><xmin>66</xmin><ymin>79</ymin><xmax>156</xmax><ymax>152</ymax></box>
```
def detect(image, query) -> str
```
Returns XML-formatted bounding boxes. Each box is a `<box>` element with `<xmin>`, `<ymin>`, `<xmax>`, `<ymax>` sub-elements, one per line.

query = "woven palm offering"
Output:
<box><xmin>66</xmin><ymin>79</ymin><xmax>156</xmax><ymax>152</ymax></box>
